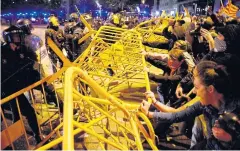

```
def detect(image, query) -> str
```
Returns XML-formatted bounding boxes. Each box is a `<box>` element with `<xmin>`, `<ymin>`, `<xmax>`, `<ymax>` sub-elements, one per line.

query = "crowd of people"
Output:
<box><xmin>1</xmin><ymin>7</ymin><xmax>240</xmax><ymax>149</ymax></box>
<box><xmin>140</xmin><ymin>8</ymin><xmax>240</xmax><ymax>150</ymax></box>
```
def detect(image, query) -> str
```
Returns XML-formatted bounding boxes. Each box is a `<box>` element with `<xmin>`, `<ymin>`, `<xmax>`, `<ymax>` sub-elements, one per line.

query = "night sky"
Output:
<box><xmin>2</xmin><ymin>0</ymin><xmax>154</xmax><ymax>10</ymax></box>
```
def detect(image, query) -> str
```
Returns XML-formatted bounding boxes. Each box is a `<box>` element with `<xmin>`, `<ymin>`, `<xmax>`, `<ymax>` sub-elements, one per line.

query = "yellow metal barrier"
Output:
<box><xmin>1</xmin><ymin>76</ymin><xmax>62</xmax><ymax>150</ymax></box>
<box><xmin>74</xmin><ymin>26</ymin><xmax>151</xmax><ymax>95</ymax></box>
<box><xmin>1</xmin><ymin>19</ymin><xmax>183</xmax><ymax>150</ymax></box>
<box><xmin>0</xmin><ymin>24</ymin><xmax>156</xmax><ymax>150</ymax></box>
<box><xmin>135</xmin><ymin>18</ymin><xmax>169</xmax><ymax>49</ymax></box>
<box><xmin>46</xmin><ymin>25</ymin><xmax>157</xmax><ymax>150</ymax></box>
<box><xmin>37</xmin><ymin>66</ymin><xmax>157</xmax><ymax>150</ymax></box>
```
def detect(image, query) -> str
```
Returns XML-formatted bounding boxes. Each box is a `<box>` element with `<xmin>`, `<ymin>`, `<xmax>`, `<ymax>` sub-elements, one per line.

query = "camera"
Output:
<box><xmin>214</xmin><ymin>110</ymin><xmax>240</xmax><ymax>140</ymax></box>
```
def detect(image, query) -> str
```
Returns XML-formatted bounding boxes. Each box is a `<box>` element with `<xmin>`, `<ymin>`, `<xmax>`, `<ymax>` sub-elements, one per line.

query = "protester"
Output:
<box><xmin>141</xmin><ymin>61</ymin><xmax>240</xmax><ymax>149</ymax></box>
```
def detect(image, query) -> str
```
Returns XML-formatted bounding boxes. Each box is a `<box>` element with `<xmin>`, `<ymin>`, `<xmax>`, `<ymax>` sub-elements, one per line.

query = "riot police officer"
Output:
<box><xmin>16</xmin><ymin>18</ymin><xmax>54</xmax><ymax>77</ymax></box>
<box><xmin>45</xmin><ymin>15</ymin><xmax>65</xmax><ymax>71</ymax></box>
<box><xmin>64</xmin><ymin>13</ymin><xmax>84</xmax><ymax>61</ymax></box>
<box><xmin>1</xmin><ymin>25</ymin><xmax>42</xmax><ymax>143</ymax></box>
<box><xmin>16</xmin><ymin>19</ymin><xmax>60</xmax><ymax>108</ymax></box>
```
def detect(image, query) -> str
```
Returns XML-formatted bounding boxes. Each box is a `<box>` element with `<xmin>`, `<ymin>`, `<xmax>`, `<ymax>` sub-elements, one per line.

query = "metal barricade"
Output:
<box><xmin>74</xmin><ymin>26</ymin><xmax>151</xmax><ymax>95</ymax></box>
<box><xmin>37</xmin><ymin>26</ymin><xmax>157</xmax><ymax>150</ymax></box>
<box><xmin>1</xmin><ymin>76</ymin><xmax>62</xmax><ymax>150</ymax></box>
<box><xmin>2</xmin><ymin>16</ymin><xmax>207</xmax><ymax>150</ymax></box>
<box><xmin>36</xmin><ymin>66</ymin><xmax>157</xmax><ymax>150</ymax></box>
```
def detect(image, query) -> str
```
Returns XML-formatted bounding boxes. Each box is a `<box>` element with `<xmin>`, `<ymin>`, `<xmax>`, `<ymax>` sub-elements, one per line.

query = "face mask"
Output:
<box><xmin>214</xmin><ymin>37</ymin><xmax>227</xmax><ymax>52</ymax></box>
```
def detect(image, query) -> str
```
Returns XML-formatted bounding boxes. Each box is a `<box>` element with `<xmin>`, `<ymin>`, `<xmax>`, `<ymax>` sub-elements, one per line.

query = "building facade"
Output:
<box><xmin>151</xmin><ymin>0</ymin><xmax>209</xmax><ymax>16</ymax></box>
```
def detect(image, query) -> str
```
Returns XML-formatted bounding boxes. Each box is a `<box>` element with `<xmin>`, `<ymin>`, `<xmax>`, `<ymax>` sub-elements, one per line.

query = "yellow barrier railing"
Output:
<box><xmin>74</xmin><ymin>26</ymin><xmax>151</xmax><ymax>95</ymax></box>
<box><xmin>1</xmin><ymin>75</ymin><xmax>62</xmax><ymax>150</ymax></box>
<box><xmin>60</xmin><ymin>66</ymin><xmax>157</xmax><ymax>150</ymax></box>
<box><xmin>1</xmin><ymin>21</ymin><xmax>165</xmax><ymax>150</ymax></box>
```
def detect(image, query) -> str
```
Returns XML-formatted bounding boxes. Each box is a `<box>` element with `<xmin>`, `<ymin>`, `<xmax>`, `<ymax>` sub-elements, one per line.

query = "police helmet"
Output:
<box><xmin>16</xmin><ymin>18</ymin><xmax>33</xmax><ymax>35</ymax></box>
<box><xmin>70</xmin><ymin>13</ymin><xmax>79</xmax><ymax>22</ymax></box>
<box><xmin>48</xmin><ymin>16</ymin><xmax>60</xmax><ymax>27</ymax></box>
<box><xmin>2</xmin><ymin>25</ymin><xmax>25</xmax><ymax>44</ymax></box>
<box><xmin>112</xmin><ymin>14</ymin><xmax>120</xmax><ymax>25</ymax></box>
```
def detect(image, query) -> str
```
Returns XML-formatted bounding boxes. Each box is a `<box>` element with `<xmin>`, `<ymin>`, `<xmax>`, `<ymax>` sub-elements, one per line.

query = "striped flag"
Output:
<box><xmin>219</xmin><ymin>0</ymin><xmax>239</xmax><ymax>18</ymax></box>
<box><xmin>225</xmin><ymin>0</ymin><xmax>239</xmax><ymax>18</ymax></box>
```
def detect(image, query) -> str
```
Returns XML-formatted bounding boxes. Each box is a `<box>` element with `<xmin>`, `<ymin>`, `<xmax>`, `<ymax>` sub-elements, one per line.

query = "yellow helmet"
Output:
<box><xmin>113</xmin><ymin>14</ymin><xmax>120</xmax><ymax>25</ymax></box>
<box><xmin>48</xmin><ymin>16</ymin><xmax>59</xmax><ymax>27</ymax></box>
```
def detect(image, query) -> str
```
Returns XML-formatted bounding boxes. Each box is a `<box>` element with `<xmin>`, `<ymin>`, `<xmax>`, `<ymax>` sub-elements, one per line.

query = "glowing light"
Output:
<box><xmin>136</xmin><ymin>7</ymin><xmax>140</xmax><ymax>13</ymax></box>
<box><xmin>31</xmin><ymin>17</ymin><xmax>36</xmax><ymax>22</ymax></box>
<box><xmin>155</xmin><ymin>11</ymin><xmax>159</xmax><ymax>16</ymax></box>
<box><xmin>95</xmin><ymin>1</ymin><xmax>101</xmax><ymax>8</ymax></box>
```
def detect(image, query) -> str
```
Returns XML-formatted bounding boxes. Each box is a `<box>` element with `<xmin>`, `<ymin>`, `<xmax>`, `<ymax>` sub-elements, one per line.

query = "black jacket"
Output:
<box><xmin>146</xmin><ymin>55</ymin><xmax>189</xmax><ymax>103</ymax></box>
<box><xmin>1</xmin><ymin>43</ymin><xmax>39</xmax><ymax>98</ymax></box>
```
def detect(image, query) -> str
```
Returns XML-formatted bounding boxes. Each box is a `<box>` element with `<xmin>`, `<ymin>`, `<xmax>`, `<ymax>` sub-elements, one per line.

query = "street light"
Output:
<box><xmin>95</xmin><ymin>1</ymin><xmax>102</xmax><ymax>17</ymax></box>
<box><xmin>193</xmin><ymin>3</ymin><xmax>197</xmax><ymax>15</ymax></box>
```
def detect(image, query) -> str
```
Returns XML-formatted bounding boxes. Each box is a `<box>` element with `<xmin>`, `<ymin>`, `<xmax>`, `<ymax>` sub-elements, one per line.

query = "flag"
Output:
<box><xmin>218</xmin><ymin>0</ymin><xmax>239</xmax><ymax>18</ymax></box>
<box><xmin>225</xmin><ymin>0</ymin><xmax>239</xmax><ymax>18</ymax></box>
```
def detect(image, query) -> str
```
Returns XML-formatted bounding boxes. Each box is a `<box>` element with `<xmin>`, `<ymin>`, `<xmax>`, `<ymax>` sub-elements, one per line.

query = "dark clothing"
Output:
<box><xmin>146</xmin><ymin>55</ymin><xmax>189</xmax><ymax>106</ymax></box>
<box><xmin>45</xmin><ymin>28</ymin><xmax>65</xmax><ymax>67</ymax></box>
<box><xmin>1</xmin><ymin>44</ymin><xmax>39</xmax><ymax>90</ymax></box>
<box><xmin>1</xmin><ymin>43</ymin><xmax>60</xmax><ymax>140</ymax></box>
<box><xmin>191</xmin><ymin>38</ymin><xmax>209</xmax><ymax>62</ymax></box>
<box><xmin>162</xmin><ymin>26</ymin><xmax>178</xmax><ymax>50</ymax></box>
<box><xmin>64</xmin><ymin>22</ymin><xmax>84</xmax><ymax>61</ymax></box>
<box><xmin>180</xmin><ymin>52</ymin><xmax>240</xmax><ymax>97</ymax></box>
<box><xmin>153</xmin><ymin>99</ymin><xmax>240</xmax><ymax>150</ymax></box>
<box><xmin>1</xmin><ymin>43</ymin><xmax>40</xmax><ymax>137</ymax></box>
<box><xmin>209</xmin><ymin>14</ymin><xmax>224</xmax><ymax>27</ymax></box>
